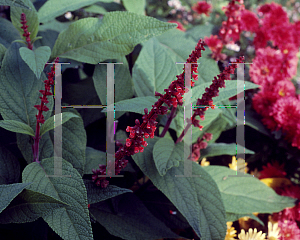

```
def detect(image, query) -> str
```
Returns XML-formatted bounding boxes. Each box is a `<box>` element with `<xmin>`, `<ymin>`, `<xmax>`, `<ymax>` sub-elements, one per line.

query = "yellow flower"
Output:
<box><xmin>225</xmin><ymin>222</ymin><xmax>237</xmax><ymax>240</ymax></box>
<box><xmin>200</xmin><ymin>157</ymin><xmax>210</xmax><ymax>166</ymax></box>
<box><xmin>238</xmin><ymin>228</ymin><xmax>266</xmax><ymax>240</ymax></box>
<box><xmin>229</xmin><ymin>156</ymin><xmax>249</xmax><ymax>173</ymax></box>
<box><xmin>267</xmin><ymin>222</ymin><xmax>280</xmax><ymax>240</ymax></box>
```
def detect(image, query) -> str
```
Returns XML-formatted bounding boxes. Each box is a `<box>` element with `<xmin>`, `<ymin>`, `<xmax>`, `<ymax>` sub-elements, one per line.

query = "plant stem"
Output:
<box><xmin>160</xmin><ymin>106</ymin><xmax>177</xmax><ymax>138</ymax></box>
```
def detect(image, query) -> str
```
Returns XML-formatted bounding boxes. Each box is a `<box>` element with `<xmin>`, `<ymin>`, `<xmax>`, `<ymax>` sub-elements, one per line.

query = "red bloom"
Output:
<box><xmin>253</xmin><ymin>29</ymin><xmax>268</xmax><ymax>50</ymax></box>
<box><xmin>259</xmin><ymin>162</ymin><xmax>286</xmax><ymax>179</ymax></box>
<box><xmin>279</xmin><ymin>184</ymin><xmax>300</xmax><ymax>221</ymax></box>
<box><xmin>204</xmin><ymin>35</ymin><xmax>226</xmax><ymax>61</ymax></box>
<box><xmin>239</xmin><ymin>9</ymin><xmax>259</xmax><ymax>32</ymax></box>
<box><xmin>192</xmin><ymin>1</ymin><xmax>212</xmax><ymax>16</ymax></box>
<box><xmin>168</xmin><ymin>20</ymin><xmax>186</xmax><ymax>31</ymax></box>
<box><xmin>270</xmin><ymin>96</ymin><xmax>300</xmax><ymax>135</ymax></box>
<box><xmin>249</xmin><ymin>47</ymin><xmax>282</xmax><ymax>89</ymax></box>
<box><xmin>278</xmin><ymin>220</ymin><xmax>300</xmax><ymax>240</ymax></box>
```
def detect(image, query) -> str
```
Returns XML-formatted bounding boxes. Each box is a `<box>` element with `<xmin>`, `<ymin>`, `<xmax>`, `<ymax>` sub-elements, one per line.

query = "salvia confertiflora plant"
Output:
<box><xmin>0</xmin><ymin>0</ymin><xmax>298</xmax><ymax>240</ymax></box>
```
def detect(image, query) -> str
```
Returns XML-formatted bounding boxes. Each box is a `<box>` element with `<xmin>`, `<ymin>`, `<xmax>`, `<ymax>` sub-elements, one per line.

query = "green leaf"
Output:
<box><xmin>38</xmin><ymin>19</ymin><xmax>73</xmax><ymax>32</ymax></box>
<box><xmin>84</xmin><ymin>147</ymin><xmax>106</xmax><ymax>175</ymax></box>
<box><xmin>200</xmin><ymin>143</ymin><xmax>255</xmax><ymax>159</ymax></box>
<box><xmin>83</xmin><ymin>4</ymin><xmax>107</xmax><ymax>15</ymax></box>
<box><xmin>39</xmin><ymin>112</ymin><xmax>80</xmax><ymax>136</ymax></box>
<box><xmin>90</xmin><ymin>193</ymin><xmax>180</xmax><ymax>240</ymax></box>
<box><xmin>0</xmin><ymin>0</ymin><xmax>31</xmax><ymax>9</ymax></box>
<box><xmin>101</xmin><ymin>96</ymin><xmax>158</xmax><ymax>115</ymax></box>
<box><xmin>93</xmin><ymin>56</ymin><xmax>134</xmax><ymax>120</ymax></box>
<box><xmin>226</xmin><ymin>212</ymin><xmax>264</xmax><ymax>227</ymax></box>
<box><xmin>0</xmin><ymin>43</ymin><xmax>6</xmax><ymax>64</ymax></box>
<box><xmin>153</xmin><ymin>138</ymin><xmax>185</xmax><ymax>176</ymax></box>
<box><xmin>186</xmin><ymin>23</ymin><xmax>214</xmax><ymax>42</ymax></box>
<box><xmin>132</xmin><ymin>37</ymin><xmax>181</xmax><ymax>97</ymax></box>
<box><xmin>38</xmin><ymin>0</ymin><xmax>113</xmax><ymax>24</ymax></box>
<box><xmin>0</xmin><ymin>120</ymin><xmax>35</xmax><ymax>136</ymax></box>
<box><xmin>0</xmin><ymin>18</ymin><xmax>23</xmax><ymax>48</ymax></box>
<box><xmin>122</xmin><ymin>0</ymin><xmax>146</xmax><ymax>15</ymax></box>
<box><xmin>22</xmin><ymin>157</ymin><xmax>93</xmax><ymax>240</ymax></box>
<box><xmin>10</xmin><ymin>0</ymin><xmax>39</xmax><ymax>41</ymax></box>
<box><xmin>60</xmin><ymin>108</ymin><xmax>87</xmax><ymax>176</ymax></box>
<box><xmin>19</xmin><ymin>46</ymin><xmax>51</xmax><ymax>79</ymax></box>
<box><xmin>213</xmin><ymin>81</ymin><xmax>260</xmax><ymax>104</ymax></box>
<box><xmin>132</xmin><ymin>137</ymin><xmax>227</xmax><ymax>239</ymax></box>
<box><xmin>0</xmin><ymin>146</ymin><xmax>21</xmax><ymax>184</ymax></box>
<box><xmin>0</xmin><ymin>182</ymin><xmax>32</xmax><ymax>214</ymax></box>
<box><xmin>84</xmin><ymin>180</ymin><xmax>132</xmax><ymax>204</ymax></box>
<box><xmin>203</xmin><ymin>166</ymin><xmax>296</xmax><ymax>215</ymax></box>
<box><xmin>0</xmin><ymin>189</ymin><xmax>68</xmax><ymax>224</ymax></box>
<box><xmin>50</xmin><ymin>12</ymin><xmax>177</xmax><ymax>64</ymax></box>
<box><xmin>0</xmin><ymin>42</ymin><xmax>53</xmax><ymax>129</ymax></box>
<box><xmin>191</xmin><ymin>80</ymin><xmax>259</xmax><ymax>104</ymax></box>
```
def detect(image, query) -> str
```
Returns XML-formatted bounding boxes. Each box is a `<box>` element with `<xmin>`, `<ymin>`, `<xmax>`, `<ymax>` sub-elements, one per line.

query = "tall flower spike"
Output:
<box><xmin>20</xmin><ymin>13</ymin><xmax>33</xmax><ymax>50</ymax></box>
<box><xmin>92</xmin><ymin>39</ymin><xmax>206</xmax><ymax>188</ymax></box>
<box><xmin>32</xmin><ymin>57</ymin><xmax>59</xmax><ymax>163</ymax></box>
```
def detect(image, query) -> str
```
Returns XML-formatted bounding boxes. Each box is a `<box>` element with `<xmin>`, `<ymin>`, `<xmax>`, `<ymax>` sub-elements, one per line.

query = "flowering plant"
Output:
<box><xmin>0</xmin><ymin>0</ymin><xmax>299</xmax><ymax>240</ymax></box>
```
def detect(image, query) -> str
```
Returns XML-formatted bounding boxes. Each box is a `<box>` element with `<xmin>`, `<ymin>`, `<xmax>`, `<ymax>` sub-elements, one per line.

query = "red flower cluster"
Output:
<box><xmin>192</xmin><ymin>1</ymin><xmax>212</xmax><ymax>16</ymax></box>
<box><xmin>247</xmin><ymin>3</ymin><xmax>300</xmax><ymax>149</ymax></box>
<box><xmin>188</xmin><ymin>133</ymin><xmax>213</xmax><ymax>162</ymax></box>
<box><xmin>205</xmin><ymin>0</ymin><xmax>244</xmax><ymax>60</ymax></box>
<box><xmin>20</xmin><ymin>13</ymin><xmax>33</xmax><ymax>50</ymax></box>
<box><xmin>92</xmin><ymin>39</ymin><xmax>206</xmax><ymax>188</ymax></box>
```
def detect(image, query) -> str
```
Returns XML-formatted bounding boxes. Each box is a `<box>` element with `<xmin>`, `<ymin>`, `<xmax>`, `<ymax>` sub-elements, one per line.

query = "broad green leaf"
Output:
<box><xmin>22</xmin><ymin>157</ymin><xmax>93</xmax><ymax>240</ymax></box>
<box><xmin>155</xmin><ymin>28</ymin><xmax>219</xmax><ymax>85</ymax></box>
<box><xmin>191</xmin><ymin>80</ymin><xmax>259</xmax><ymax>104</ymax></box>
<box><xmin>226</xmin><ymin>212</ymin><xmax>264</xmax><ymax>227</ymax></box>
<box><xmin>38</xmin><ymin>0</ymin><xmax>113</xmax><ymax>24</ymax></box>
<box><xmin>200</xmin><ymin>143</ymin><xmax>255</xmax><ymax>159</ymax></box>
<box><xmin>84</xmin><ymin>147</ymin><xmax>106</xmax><ymax>175</ymax></box>
<box><xmin>186</xmin><ymin>23</ymin><xmax>214</xmax><ymax>42</ymax></box>
<box><xmin>122</xmin><ymin>0</ymin><xmax>146</xmax><ymax>15</ymax></box>
<box><xmin>0</xmin><ymin>0</ymin><xmax>31</xmax><ymax>9</ymax></box>
<box><xmin>0</xmin><ymin>182</ymin><xmax>32</xmax><ymax>214</ymax></box>
<box><xmin>19</xmin><ymin>46</ymin><xmax>51</xmax><ymax>79</ymax></box>
<box><xmin>38</xmin><ymin>19</ymin><xmax>73</xmax><ymax>32</ymax></box>
<box><xmin>0</xmin><ymin>146</ymin><xmax>20</xmax><ymax>184</ymax></box>
<box><xmin>132</xmin><ymin>137</ymin><xmax>227</xmax><ymax>239</ymax></box>
<box><xmin>0</xmin><ymin>18</ymin><xmax>23</xmax><ymax>48</ymax></box>
<box><xmin>60</xmin><ymin>108</ymin><xmax>86</xmax><ymax>176</ymax></box>
<box><xmin>153</xmin><ymin>138</ymin><xmax>185</xmax><ymax>176</ymax></box>
<box><xmin>132</xmin><ymin>37</ymin><xmax>181</xmax><ymax>97</ymax></box>
<box><xmin>10</xmin><ymin>0</ymin><xmax>39</xmax><ymax>41</ymax></box>
<box><xmin>39</xmin><ymin>112</ymin><xmax>80</xmax><ymax>136</ymax></box>
<box><xmin>203</xmin><ymin>166</ymin><xmax>296</xmax><ymax>214</ymax></box>
<box><xmin>213</xmin><ymin>81</ymin><xmax>260</xmax><ymax>104</ymax></box>
<box><xmin>84</xmin><ymin>180</ymin><xmax>132</xmax><ymax>204</ymax></box>
<box><xmin>101</xmin><ymin>96</ymin><xmax>158</xmax><ymax>115</ymax></box>
<box><xmin>0</xmin><ymin>120</ymin><xmax>34</xmax><ymax>136</ymax></box>
<box><xmin>0</xmin><ymin>189</ymin><xmax>68</xmax><ymax>224</ymax></box>
<box><xmin>0</xmin><ymin>43</ymin><xmax>6</xmax><ymax>64</ymax></box>
<box><xmin>83</xmin><ymin>4</ymin><xmax>107</xmax><ymax>15</ymax></box>
<box><xmin>0</xmin><ymin>42</ymin><xmax>53</xmax><ymax>130</ymax></box>
<box><xmin>93</xmin><ymin>56</ymin><xmax>134</xmax><ymax>120</ymax></box>
<box><xmin>90</xmin><ymin>193</ymin><xmax>180</xmax><ymax>240</ymax></box>
<box><xmin>173</xmin><ymin>105</ymin><xmax>221</xmax><ymax>138</ymax></box>
<box><xmin>50</xmin><ymin>12</ymin><xmax>177</xmax><ymax>64</ymax></box>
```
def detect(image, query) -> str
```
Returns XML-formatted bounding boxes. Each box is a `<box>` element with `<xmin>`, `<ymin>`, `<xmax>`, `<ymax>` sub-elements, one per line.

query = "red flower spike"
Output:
<box><xmin>92</xmin><ymin>39</ymin><xmax>207</xmax><ymax>188</ymax></box>
<box><xmin>32</xmin><ymin>57</ymin><xmax>59</xmax><ymax>163</ymax></box>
